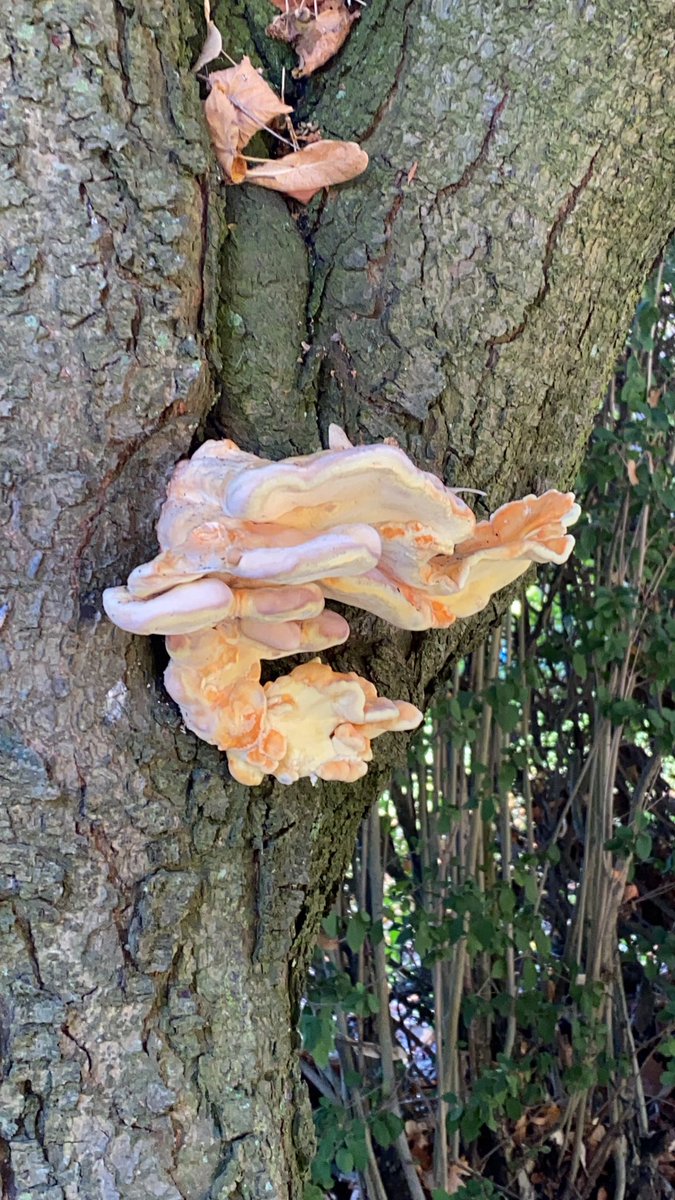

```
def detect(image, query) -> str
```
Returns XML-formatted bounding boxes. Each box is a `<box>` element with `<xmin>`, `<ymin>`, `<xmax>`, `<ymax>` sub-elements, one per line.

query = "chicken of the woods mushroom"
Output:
<box><xmin>103</xmin><ymin>426</ymin><xmax>580</xmax><ymax>785</ymax></box>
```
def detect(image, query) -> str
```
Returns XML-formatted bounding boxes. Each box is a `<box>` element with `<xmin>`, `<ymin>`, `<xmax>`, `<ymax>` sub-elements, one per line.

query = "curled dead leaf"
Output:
<box><xmin>588</xmin><ymin>1122</ymin><xmax>607</xmax><ymax>1151</ymax></box>
<box><xmin>530</xmin><ymin>1103</ymin><xmax>561</xmax><ymax>1131</ymax></box>
<box><xmin>514</xmin><ymin>1114</ymin><xmax>528</xmax><ymax>1147</ymax></box>
<box><xmin>267</xmin><ymin>0</ymin><xmax>359</xmax><ymax>78</ymax></box>
<box><xmin>268</xmin><ymin>0</ymin><xmax>329</xmax><ymax>10</ymax></box>
<box><xmin>446</xmin><ymin>1161</ymin><xmax>471</xmax><ymax>1195</ymax></box>
<box><xmin>209</xmin><ymin>58</ymin><xmax>293</xmax><ymax>147</ymax></box>
<box><xmin>193</xmin><ymin>20</ymin><xmax>223</xmax><ymax>72</ymax></box>
<box><xmin>202</xmin><ymin>56</ymin><xmax>367</xmax><ymax>201</ymax></box>
<box><xmin>230</xmin><ymin>155</ymin><xmax>248</xmax><ymax>184</ymax></box>
<box><xmin>626</xmin><ymin>459</ymin><xmax>639</xmax><ymax>486</ymax></box>
<box><xmin>245</xmin><ymin>138</ymin><xmax>368</xmax><ymax>202</ymax></box>
<box><xmin>204</xmin><ymin>58</ymin><xmax>293</xmax><ymax>182</ymax></box>
<box><xmin>193</xmin><ymin>0</ymin><xmax>225</xmax><ymax>73</ymax></box>
<box><xmin>204</xmin><ymin>86</ymin><xmax>241</xmax><ymax>178</ymax></box>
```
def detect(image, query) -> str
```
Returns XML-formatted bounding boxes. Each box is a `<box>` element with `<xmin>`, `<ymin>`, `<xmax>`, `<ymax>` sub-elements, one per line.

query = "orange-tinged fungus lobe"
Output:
<box><xmin>102</xmin><ymin>426</ymin><xmax>579</xmax><ymax>784</ymax></box>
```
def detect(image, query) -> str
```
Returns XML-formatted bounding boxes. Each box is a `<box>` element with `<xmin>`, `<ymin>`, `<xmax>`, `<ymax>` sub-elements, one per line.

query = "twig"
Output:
<box><xmin>368</xmin><ymin>804</ymin><xmax>427</xmax><ymax>1200</ymax></box>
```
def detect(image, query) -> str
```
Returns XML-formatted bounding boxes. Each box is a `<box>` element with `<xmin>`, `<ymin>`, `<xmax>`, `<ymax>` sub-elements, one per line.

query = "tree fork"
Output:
<box><xmin>1</xmin><ymin>0</ymin><xmax>674</xmax><ymax>1196</ymax></box>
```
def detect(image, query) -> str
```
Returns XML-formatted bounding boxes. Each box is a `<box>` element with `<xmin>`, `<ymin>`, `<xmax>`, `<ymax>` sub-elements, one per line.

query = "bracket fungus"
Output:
<box><xmin>103</xmin><ymin>428</ymin><xmax>579</xmax><ymax>786</ymax></box>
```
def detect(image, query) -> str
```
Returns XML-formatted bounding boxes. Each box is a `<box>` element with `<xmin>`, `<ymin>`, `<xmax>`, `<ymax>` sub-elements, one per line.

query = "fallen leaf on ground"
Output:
<box><xmin>531</xmin><ymin>1103</ymin><xmax>561</xmax><ymax>1131</ymax></box>
<box><xmin>446</xmin><ymin>1161</ymin><xmax>471</xmax><ymax>1195</ymax></box>
<box><xmin>514</xmin><ymin>1114</ymin><xmax>528</xmax><ymax>1146</ymax></box>
<box><xmin>245</xmin><ymin>138</ymin><xmax>368</xmax><ymax>202</ymax></box>
<box><xmin>587</xmin><ymin>1122</ymin><xmax>607</xmax><ymax>1152</ymax></box>
<box><xmin>267</xmin><ymin>0</ymin><xmax>359</xmax><ymax>77</ymax></box>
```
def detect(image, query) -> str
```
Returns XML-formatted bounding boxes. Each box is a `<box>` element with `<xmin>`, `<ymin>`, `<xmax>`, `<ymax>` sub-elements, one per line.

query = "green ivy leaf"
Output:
<box><xmin>370</xmin><ymin>1112</ymin><xmax>404</xmax><ymax>1148</ymax></box>
<box><xmin>572</xmin><ymin>651</ymin><xmax>587</xmax><ymax>680</ymax></box>
<box><xmin>304</xmin><ymin>1185</ymin><xmax>326</xmax><ymax>1200</ymax></box>
<box><xmin>635</xmin><ymin>832</ymin><xmax>652</xmax><ymax>861</ymax></box>
<box><xmin>335</xmin><ymin>1148</ymin><xmax>354</xmax><ymax>1175</ymax></box>
<box><xmin>346</xmin><ymin>911</ymin><xmax>371</xmax><ymax>953</ymax></box>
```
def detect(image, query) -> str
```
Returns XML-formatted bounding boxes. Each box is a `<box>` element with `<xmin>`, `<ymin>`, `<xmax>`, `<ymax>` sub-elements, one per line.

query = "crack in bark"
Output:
<box><xmin>71</xmin><ymin>391</ymin><xmax>195</xmax><ymax>601</ymax></box>
<box><xmin>112</xmin><ymin>0</ymin><xmax>133</xmax><ymax>107</ymax></box>
<box><xmin>0</xmin><ymin>1137</ymin><xmax>16</xmax><ymax>1200</ymax></box>
<box><xmin>10</xmin><ymin>902</ymin><xmax>44</xmax><ymax>990</ymax></box>
<box><xmin>434</xmin><ymin>89</ymin><xmax>510</xmax><ymax>205</ymax></box>
<box><xmin>205</xmin><ymin>1133</ymin><xmax>252</xmax><ymax>1200</ymax></box>
<box><xmin>60</xmin><ymin>1021</ymin><xmax>93</xmax><ymax>1076</ymax></box>
<box><xmin>197</xmin><ymin>175</ymin><xmax>211</xmax><ymax>336</ymax></box>
<box><xmin>0</xmin><ymin>998</ymin><xmax>11</xmax><ymax>1088</ymax></box>
<box><xmin>577</xmin><ymin>304</ymin><xmax>595</xmax><ymax>351</ymax></box>
<box><xmin>487</xmin><ymin>146</ymin><xmax>602</xmax><ymax>348</ymax></box>
<box><xmin>357</xmin><ymin>0</ymin><xmax>415</xmax><ymax>144</ymax></box>
<box><xmin>419</xmin><ymin>92</ymin><xmax>508</xmax><ymax>312</ymax></box>
<box><xmin>366</xmin><ymin>191</ymin><xmax>405</xmax><ymax>318</ymax></box>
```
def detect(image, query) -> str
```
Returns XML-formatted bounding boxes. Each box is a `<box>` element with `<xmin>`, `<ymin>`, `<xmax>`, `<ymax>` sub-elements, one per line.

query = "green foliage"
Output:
<box><xmin>311</xmin><ymin>1102</ymin><xmax>369</xmax><ymax>1188</ymax></box>
<box><xmin>301</xmin><ymin>249</ymin><xmax>674</xmax><ymax>1199</ymax></box>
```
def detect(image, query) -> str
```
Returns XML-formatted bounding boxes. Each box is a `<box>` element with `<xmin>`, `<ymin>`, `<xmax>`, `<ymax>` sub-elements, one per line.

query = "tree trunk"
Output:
<box><xmin>1</xmin><ymin>0</ymin><xmax>673</xmax><ymax>1196</ymax></box>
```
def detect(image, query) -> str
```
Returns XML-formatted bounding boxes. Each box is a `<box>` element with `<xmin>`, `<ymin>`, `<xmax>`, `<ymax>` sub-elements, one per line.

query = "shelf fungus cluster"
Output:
<box><xmin>103</xmin><ymin>428</ymin><xmax>580</xmax><ymax>786</ymax></box>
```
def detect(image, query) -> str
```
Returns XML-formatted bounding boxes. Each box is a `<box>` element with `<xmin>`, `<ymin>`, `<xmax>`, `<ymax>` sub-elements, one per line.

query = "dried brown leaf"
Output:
<box><xmin>207</xmin><ymin>58</ymin><xmax>293</xmax><ymax>152</ymax></box>
<box><xmin>513</xmin><ymin>1114</ymin><xmax>528</xmax><ymax>1146</ymax></box>
<box><xmin>204</xmin><ymin>86</ymin><xmax>241</xmax><ymax>179</ymax></box>
<box><xmin>296</xmin><ymin>3</ymin><xmax>359</xmax><ymax>76</ymax></box>
<box><xmin>230</xmin><ymin>154</ymin><xmax>248</xmax><ymax>183</ymax></box>
<box><xmin>626</xmin><ymin>459</ymin><xmax>639</xmax><ymax>486</ymax></box>
<box><xmin>245</xmin><ymin>138</ymin><xmax>368</xmax><ymax>202</ymax></box>
<box><xmin>268</xmin><ymin>0</ymin><xmax>324</xmax><ymax>10</ymax></box>
<box><xmin>446</xmin><ymin>1161</ymin><xmax>471</xmax><ymax>1195</ymax></box>
<box><xmin>587</xmin><ymin>1122</ymin><xmax>607</xmax><ymax>1151</ymax></box>
<box><xmin>530</xmin><ymin>1104</ymin><xmax>561</xmax><ymax>1131</ymax></box>
<box><xmin>266</xmin><ymin>4</ymin><xmax>308</xmax><ymax>40</ymax></box>
<box><xmin>193</xmin><ymin>19</ymin><xmax>223</xmax><ymax>72</ymax></box>
<box><xmin>267</xmin><ymin>0</ymin><xmax>358</xmax><ymax>77</ymax></box>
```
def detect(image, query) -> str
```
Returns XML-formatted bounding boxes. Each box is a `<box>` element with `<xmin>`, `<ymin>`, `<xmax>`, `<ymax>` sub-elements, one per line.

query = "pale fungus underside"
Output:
<box><xmin>103</xmin><ymin>428</ymin><xmax>579</xmax><ymax>786</ymax></box>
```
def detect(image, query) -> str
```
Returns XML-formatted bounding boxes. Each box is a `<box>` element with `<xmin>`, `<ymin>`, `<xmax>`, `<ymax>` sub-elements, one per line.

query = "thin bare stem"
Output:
<box><xmin>368</xmin><ymin>804</ymin><xmax>427</xmax><ymax>1200</ymax></box>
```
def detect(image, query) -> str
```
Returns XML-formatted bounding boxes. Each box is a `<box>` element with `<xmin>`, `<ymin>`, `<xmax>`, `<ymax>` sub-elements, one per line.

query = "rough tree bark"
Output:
<box><xmin>1</xmin><ymin>0</ymin><xmax>674</xmax><ymax>1196</ymax></box>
